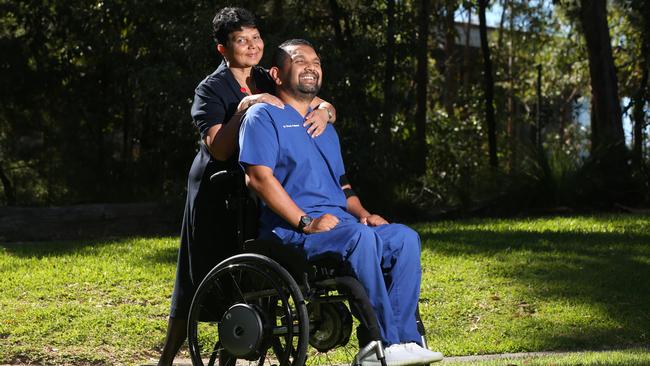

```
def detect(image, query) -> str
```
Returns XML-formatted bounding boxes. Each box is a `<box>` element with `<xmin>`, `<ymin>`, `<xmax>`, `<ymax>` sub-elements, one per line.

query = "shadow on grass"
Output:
<box><xmin>0</xmin><ymin>235</ymin><xmax>179</xmax><ymax>264</ymax></box>
<box><xmin>0</xmin><ymin>234</ymin><xmax>241</xmax><ymax>268</ymax></box>
<box><xmin>1</xmin><ymin>237</ymin><xmax>131</xmax><ymax>256</ymax></box>
<box><xmin>420</xmin><ymin>224</ymin><xmax>650</xmax><ymax>351</ymax></box>
<box><xmin>143</xmin><ymin>245</ymin><xmax>179</xmax><ymax>264</ymax></box>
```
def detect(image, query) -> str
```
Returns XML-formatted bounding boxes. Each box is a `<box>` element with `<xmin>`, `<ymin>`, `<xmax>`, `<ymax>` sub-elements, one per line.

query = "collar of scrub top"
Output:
<box><xmin>284</xmin><ymin>103</ymin><xmax>315</xmax><ymax>121</ymax></box>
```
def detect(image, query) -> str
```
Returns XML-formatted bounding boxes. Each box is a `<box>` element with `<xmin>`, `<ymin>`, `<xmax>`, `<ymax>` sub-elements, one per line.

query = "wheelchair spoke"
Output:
<box><xmin>306</xmin><ymin>342</ymin><xmax>358</xmax><ymax>366</ymax></box>
<box><xmin>229</xmin><ymin>269</ymin><xmax>249</xmax><ymax>305</ymax></box>
<box><xmin>207</xmin><ymin>341</ymin><xmax>224</xmax><ymax>366</ymax></box>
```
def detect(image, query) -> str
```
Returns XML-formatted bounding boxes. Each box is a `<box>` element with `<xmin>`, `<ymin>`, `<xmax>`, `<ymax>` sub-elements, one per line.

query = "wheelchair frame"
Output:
<box><xmin>186</xmin><ymin>171</ymin><xmax>427</xmax><ymax>366</ymax></box>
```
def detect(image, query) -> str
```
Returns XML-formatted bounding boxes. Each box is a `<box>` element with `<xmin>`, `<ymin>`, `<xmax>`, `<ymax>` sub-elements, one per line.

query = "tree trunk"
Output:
<box><xmin>506</xmin><ymin>0</ymin><xmax>516</xmax><ymax>172</ymax></box>
<box><xmin>382</xmin><ymin>0</ymin><xmax>396</xmax><ymax>140</ymax></box>
<box><xmin>462</xmin><ymin>4</ymin><xmax>472</xmax><ymax>92</ymax></box>
<box><xmin>497</xmin><ymin>0</ymin><xmax>508</xmax><ymax>49</ymax></box>
<box><xmin>443</xmin><ymin>1</ymin><xmax>457</xmax><ymax>117</ymax></box>
<box><xmin>328</xmin><ymin>0</ymin><xmax>347</xmax><ymax>49</ymax></box>
<box><xmin>577</xmin><ymin>0</ymin><xmax>630</xmax><ymax>202</ymax></box>
<box><xmin>632</xmin><ymin>28</ymin><xmax>649</xmax><ymax>168</ymax></box>
<box><xmin>0</xmin><ymin>162</ymin><xmax>16</xmax><ymax>206</ymax></box>
<box><xmin>578</xmin><ymin>0</ymin><xmax>625</xmax><ymax>159</ymax></box>
<box><xmin>478</xmin><ymin>0</ymin><xmax>498</xmax><ymax>169</ymax></box>
<box><xmin>415</xmin><ymin>0</ymin><xmax>430</xmax><ymax>175</ymax></box>
<box><xmin>535</xmin><ymin>64</ymin><xmax>543</xmax><ymax>152</ymax></box>
<box><xmin>273</xmin><ymin>0</ymin><xmax>283</xmax><ymax>18</ymax></box>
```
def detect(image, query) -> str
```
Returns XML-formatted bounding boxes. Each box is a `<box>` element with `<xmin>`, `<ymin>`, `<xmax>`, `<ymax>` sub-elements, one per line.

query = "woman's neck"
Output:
<box><xmin>229</xmin><ymin>66</ymin><xmax>255</xmax><ymax>94</ymax></box>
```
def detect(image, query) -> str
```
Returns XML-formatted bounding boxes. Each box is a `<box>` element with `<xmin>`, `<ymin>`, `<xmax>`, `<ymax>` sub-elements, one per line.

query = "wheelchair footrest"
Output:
<box><xmin>353</xmin><ymin>340</ymin><xmax>387</xmax><ymax>366</ymax></box>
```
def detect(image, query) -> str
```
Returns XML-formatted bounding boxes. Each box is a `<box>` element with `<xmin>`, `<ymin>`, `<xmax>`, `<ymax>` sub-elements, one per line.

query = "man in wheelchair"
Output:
<box><xmin>238</xmin><ymin>39</ymin><xmax>443</xmax><ymax>366</ymax></box>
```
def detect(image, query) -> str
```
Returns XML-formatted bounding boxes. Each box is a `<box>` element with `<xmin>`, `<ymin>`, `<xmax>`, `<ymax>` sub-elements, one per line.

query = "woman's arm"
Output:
<box><xmin>304</xmin><ymin>97</ymin><xmax>337</xmax><ymax>137</ymax></box>
<box><xmin>204</xmin><ymin>93</ymin><xmax>283</xmax><ymax>161</ymax></box>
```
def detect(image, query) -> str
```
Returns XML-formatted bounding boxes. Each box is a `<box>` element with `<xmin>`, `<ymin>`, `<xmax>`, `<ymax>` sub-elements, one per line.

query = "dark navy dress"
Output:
<box><xmin>169</xmin><ymin>60</ymin><xmax>275</xmax><ymax>319</ymax></box>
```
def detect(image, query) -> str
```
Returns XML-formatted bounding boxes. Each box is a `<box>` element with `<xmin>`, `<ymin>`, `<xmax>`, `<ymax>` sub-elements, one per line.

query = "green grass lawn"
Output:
<box><xmin>1</xmin><ymin>214</ymin><xmax>649</xmax><ymax>365</ymax></box>
<box><xmin>443</xmin><ymin>348</ymin><xmax>650</xmax><ymax>365</ymax></box>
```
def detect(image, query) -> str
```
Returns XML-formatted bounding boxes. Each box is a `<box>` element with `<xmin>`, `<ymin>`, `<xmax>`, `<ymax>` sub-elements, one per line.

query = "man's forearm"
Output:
<box><xmin>342</xmin><ymin>183</ymin><xmax>370</xmax><ymax>220</ymax></box>
<box><xmin>346</xmin><ymin>195</ymin><xmax>371</xmax><ymax>220</ymax></box>
<box><xmin>246</xmin><ymin>165</ymin><xmax>305</xmax><ymax>229</ymax></box>
<box><xmin>343</xmin><ymin>185</ymin><xmax>387</xmax><ymax>226</ymax></box>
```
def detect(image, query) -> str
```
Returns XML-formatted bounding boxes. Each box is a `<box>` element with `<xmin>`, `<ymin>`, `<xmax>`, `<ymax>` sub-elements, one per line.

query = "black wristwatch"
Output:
<box><xmin>298</xmin><ymin>215</ymin><xmax>313</xmax><ymax>233</ymax></box>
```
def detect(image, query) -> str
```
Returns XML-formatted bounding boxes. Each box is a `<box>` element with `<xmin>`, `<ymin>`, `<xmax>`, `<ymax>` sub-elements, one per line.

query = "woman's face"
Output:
<box><xmin>220</xmin><ymin>26</ymin><xmax>264</xmax><ymax>68</ymax></box>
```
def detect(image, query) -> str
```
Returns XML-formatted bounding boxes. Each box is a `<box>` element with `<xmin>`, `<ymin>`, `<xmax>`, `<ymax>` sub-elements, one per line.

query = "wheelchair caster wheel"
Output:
<box><xmin>308</xmin><ymin>302</ymin><xmax>352</xmax><ymax>352</ymax></box>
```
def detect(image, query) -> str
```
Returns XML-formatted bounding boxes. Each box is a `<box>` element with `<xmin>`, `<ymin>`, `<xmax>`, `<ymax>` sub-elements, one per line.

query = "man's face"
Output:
<box><xmin>279</xmin><ymin>44</ymin><xmax>322</xmax><ymax>99</ymax></box>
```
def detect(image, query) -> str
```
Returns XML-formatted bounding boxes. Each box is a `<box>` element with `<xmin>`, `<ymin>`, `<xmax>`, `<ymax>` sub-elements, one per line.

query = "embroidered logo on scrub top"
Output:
<box><xmin>282</xmin><ymin>124</ymin><xmax>301</xmax><ymax>128</ymax></box>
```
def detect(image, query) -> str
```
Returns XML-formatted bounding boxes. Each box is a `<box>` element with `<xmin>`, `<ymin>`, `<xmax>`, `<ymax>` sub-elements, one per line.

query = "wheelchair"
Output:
<box><xmin>186</xmin><ymin>170</ymin><xmax>429</xmax><ymax>366</ymax></box>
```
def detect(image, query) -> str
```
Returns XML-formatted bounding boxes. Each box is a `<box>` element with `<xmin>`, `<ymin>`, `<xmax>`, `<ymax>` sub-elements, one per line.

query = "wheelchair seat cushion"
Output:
<box><xmin>243</xmin><ymin>239</ymin><xmax>346</xmax><ymax>281</ymax></box>
<box><xmin>244</xmin><ymin>239</ymin><xmax>308</xmax><ymax>274</ymax></box>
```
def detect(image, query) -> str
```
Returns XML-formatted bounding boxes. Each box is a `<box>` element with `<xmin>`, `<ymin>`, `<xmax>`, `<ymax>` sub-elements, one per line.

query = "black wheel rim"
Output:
<box><xmin>188</xmin><ymin>255</ymin><xmax>309</xmax><ymax>366</ymax></box>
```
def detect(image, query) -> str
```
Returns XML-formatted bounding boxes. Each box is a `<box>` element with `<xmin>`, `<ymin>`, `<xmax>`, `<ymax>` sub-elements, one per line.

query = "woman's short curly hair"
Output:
<box><xmin>212</xmin><ymin>7</ymin><xmax>257</xmax><ymax>46</ymax></box>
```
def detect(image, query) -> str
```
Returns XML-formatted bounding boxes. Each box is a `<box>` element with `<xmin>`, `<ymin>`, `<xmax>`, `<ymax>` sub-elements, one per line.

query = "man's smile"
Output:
<box><xmin>299</xmin><ymin>72</ymin><xmax>319</xmax><ymax>83</ymax></box>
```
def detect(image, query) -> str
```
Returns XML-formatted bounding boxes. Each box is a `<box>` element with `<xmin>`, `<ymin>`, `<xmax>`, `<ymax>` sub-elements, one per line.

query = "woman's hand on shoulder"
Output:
<box><xmin>304</xmin><ymin>107</ymin><xmax>331</xmax><ymax>138</ymax></box>
<box><xmin>237</xmin><ymin>93</ymin><xmax>284</xmax><ymax>112</ymax></box>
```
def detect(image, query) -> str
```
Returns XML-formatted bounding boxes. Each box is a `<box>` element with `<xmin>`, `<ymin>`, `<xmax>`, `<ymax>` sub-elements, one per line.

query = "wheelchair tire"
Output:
<box><xmin>187</xmin><ymin>254</ymin><xmax>309</xmax><ymax>366</ymax></box>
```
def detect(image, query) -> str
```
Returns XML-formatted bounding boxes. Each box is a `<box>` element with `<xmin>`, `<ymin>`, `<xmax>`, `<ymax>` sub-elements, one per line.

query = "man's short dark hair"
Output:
<box><xmin>272</xmin><ymin>39</ymin><xmax>318</xmax><ymax>69</ymax></box>
<box><xmin>212</xmin><ymin>7</ymin><xmax>257</xmax><ymax>46</ymax></box>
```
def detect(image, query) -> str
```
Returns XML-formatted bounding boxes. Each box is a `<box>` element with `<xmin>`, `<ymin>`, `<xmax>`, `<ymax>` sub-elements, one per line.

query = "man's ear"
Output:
<box><xmin>269</xmin><ymin>67</ymin><xmax>282</xmax><ymax>86</ymax></box>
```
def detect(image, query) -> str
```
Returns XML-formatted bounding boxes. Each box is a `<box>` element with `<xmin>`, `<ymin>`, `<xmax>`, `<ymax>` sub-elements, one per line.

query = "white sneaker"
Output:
<box><xmin>401</xmin><ymin>342</ymin><xmax>444</xmax><ymax>363</ymax></box>
<box><xmin>361</xmin><ymin>344</ymin><xmax>424</xmax><ymax>366</ymax></box>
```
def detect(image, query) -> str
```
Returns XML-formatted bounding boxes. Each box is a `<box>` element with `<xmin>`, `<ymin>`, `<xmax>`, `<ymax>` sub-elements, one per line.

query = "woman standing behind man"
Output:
<box><xmin>158</xmin><ymin>7</ymin><xmax>336</xmax><ymax>365</ymax></box>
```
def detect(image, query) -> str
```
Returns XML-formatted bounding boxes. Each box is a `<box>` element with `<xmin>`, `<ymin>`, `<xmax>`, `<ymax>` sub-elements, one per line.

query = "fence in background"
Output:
<box><xmin>0</xmin><ymin>202</ymin><xmax>182</xmax><ymax>242</ymax></box>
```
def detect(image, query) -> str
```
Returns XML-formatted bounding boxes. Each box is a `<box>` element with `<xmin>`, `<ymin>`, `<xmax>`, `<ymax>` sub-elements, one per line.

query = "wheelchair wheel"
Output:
<box><xmin>187</xmin><ymin>254</ymin><xmax>309</xmax><ymax>366</ymax></box>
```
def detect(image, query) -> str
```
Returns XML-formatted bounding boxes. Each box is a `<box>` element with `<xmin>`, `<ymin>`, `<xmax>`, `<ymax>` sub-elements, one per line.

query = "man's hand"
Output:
<box><xmin>303</xmin><ymin>214</ymin><xmax>339</xmax><ymax>234</ymax></box>
<box><xmin>360</xmin><ymin>214</ymin><xmax>388</xmax><ymax>227</ymax></box>
<box><xmin>237</xmin><ymin>93</ymin><xmax>284</xmax><ymax>112</ymax></box>
<box><xmin>303</xmin><ymin>107</ymin><xmax>330</xmax><ymax>138</ymax></box>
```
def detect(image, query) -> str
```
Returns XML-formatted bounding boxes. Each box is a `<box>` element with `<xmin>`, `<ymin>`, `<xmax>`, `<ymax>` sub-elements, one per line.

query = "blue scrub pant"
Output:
<box><xmin>280</xmin><ymin>221</ymin><xmax>423</xmax><ymax>346</ymax></box>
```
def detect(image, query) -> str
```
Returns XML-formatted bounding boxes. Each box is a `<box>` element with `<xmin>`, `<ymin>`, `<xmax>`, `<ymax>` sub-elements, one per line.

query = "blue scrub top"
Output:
<box><xmin>239</xmin><ymin>103</ymin><xmax>353</xmax><ymax>241</ymax></box>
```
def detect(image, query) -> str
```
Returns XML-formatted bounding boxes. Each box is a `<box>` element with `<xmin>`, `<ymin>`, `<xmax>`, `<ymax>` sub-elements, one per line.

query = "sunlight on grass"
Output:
<box><xmin>415</xmin><ymin>214</ymin><xmax>650</xmax><ymax>356</ymax></box>
<box><xmin>1</xmin><ymin>237</ymin><xmax>177</xmax><ymax>365</ymax></box>
<box><xmin>1</xmin><ymin>214</ymin><xmax>649</xmax><ymax>365</ymax></box>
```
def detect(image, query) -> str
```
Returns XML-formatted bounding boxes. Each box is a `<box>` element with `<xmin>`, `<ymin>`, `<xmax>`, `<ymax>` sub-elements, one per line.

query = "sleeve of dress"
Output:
<box><xmin>239</xmin><ymin>105</ymin><xmax>279</xmax><ymax>171</ymax></box>
<box><xmin>252</xmin><ymin>67</ymin><xmax>277</xmax><ymax>95</ymax></box>
<box><xmin>191</xmin><ymin>80</ymin><xmax>227</xmax><ymax>139</ymax></box>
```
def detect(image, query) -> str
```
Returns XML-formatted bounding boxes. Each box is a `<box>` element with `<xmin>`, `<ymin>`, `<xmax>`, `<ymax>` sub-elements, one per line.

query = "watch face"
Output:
<box><xmin>301</xmin><ymin>216</ymin><xmax>313</xmax><ymax>226</ymax></box>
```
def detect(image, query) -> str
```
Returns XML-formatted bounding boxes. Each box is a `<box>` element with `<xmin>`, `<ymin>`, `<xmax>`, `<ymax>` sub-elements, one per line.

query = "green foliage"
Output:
<box><xmin>1</xmin><ymin>0</ymin><xmax>217</xmax><ymax>204</ymax></box>
<box><xmin>0</xmin><ymin>0</ymin><xmax>648</xmax><ymax>210</ymax></box>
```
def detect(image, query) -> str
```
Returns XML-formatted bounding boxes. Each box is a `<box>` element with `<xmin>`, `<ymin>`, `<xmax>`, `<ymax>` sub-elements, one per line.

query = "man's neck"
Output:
<box><xmin>277</xmin><ymin>89</ymin><xmax>314</xmax><ymax>117</ymax></box>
